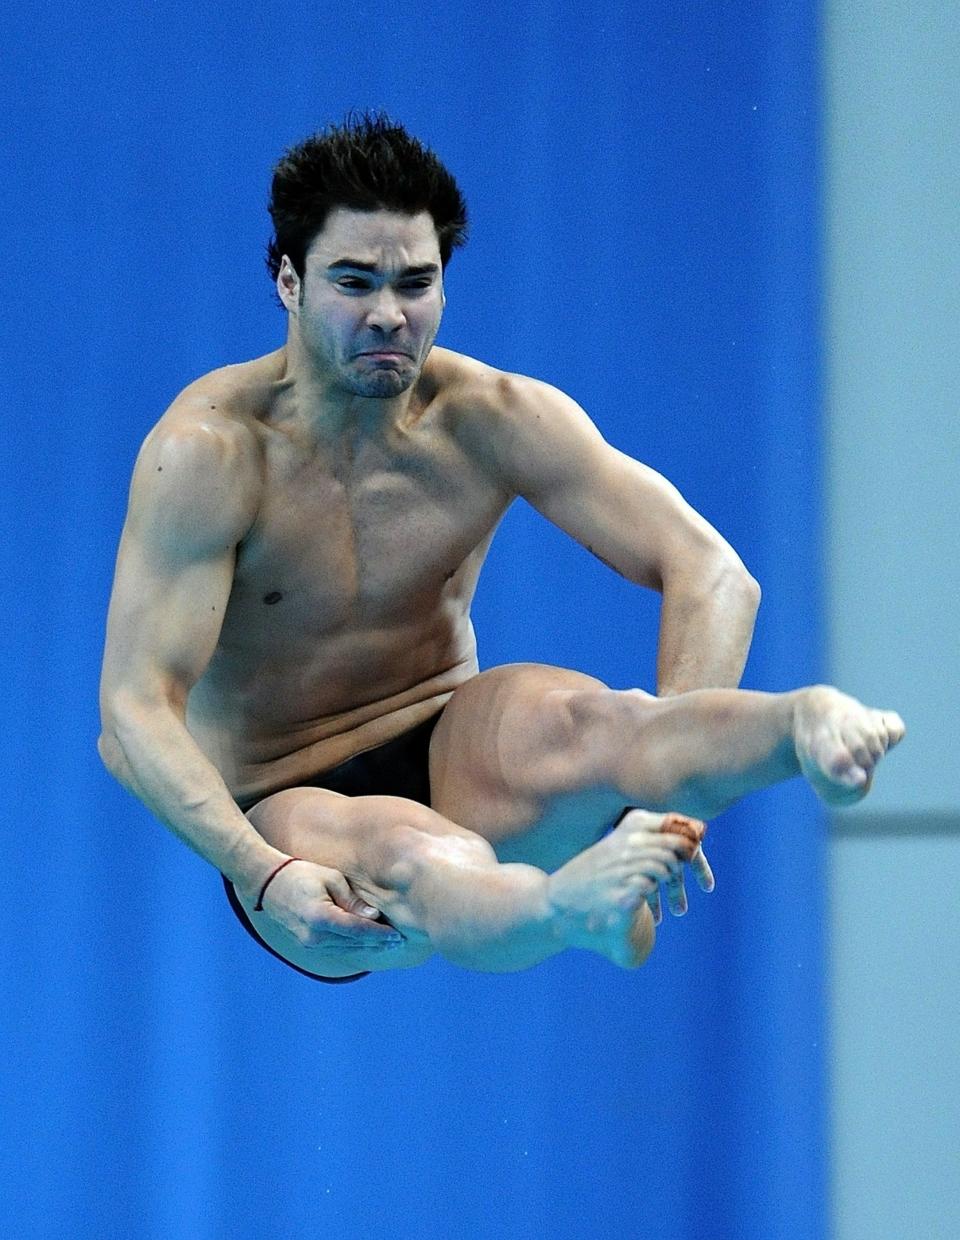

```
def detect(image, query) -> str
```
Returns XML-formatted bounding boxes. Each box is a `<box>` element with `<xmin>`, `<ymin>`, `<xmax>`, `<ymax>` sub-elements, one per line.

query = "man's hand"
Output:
<box><xmin>252</xmin><ymin>858</ymin><xmax>404</xmax><ymax>948</ymax></box>
<box><xmin>644</xmin><ymin>817</ymin><xmax>715</xmax><ymax>925</ymax></box>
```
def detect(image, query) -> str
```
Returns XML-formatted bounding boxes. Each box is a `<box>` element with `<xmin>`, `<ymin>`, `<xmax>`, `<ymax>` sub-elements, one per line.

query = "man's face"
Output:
<box><xmin>282</xmin><ymin>207</ymin><xmax>445</xmax><ymax>399</ymax></box>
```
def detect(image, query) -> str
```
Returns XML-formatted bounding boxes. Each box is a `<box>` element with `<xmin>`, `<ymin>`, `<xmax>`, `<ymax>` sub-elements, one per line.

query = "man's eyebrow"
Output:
<box><xmin>326</xmin><ymin>259</ymin><xmax>439</xmax><ymax>276</ymax></box>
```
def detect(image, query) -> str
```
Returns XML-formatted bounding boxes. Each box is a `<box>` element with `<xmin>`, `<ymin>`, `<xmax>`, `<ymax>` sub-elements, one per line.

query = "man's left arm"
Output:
<box><xmin>488</xmin><ymin>374</ymin><xmax>761</xmax><ymax>695</ymax></box>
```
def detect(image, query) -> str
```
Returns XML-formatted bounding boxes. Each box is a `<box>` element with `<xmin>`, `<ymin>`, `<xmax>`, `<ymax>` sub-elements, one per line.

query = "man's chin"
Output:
<box><xmin>348</xmin><ymin>366</ymin><xmax>416</xmax><ymax>398</ymax></box>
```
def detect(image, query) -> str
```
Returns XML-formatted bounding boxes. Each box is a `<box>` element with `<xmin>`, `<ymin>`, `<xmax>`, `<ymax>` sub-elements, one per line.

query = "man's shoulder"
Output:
<box><xmin>143</xmin><ymin>351</ymin><xmax>283</xmax><ymax>463</ymax></box>
<box><xmin>127</xmin><ymin>354</ymin><xmax>278</xmax><ymax>547</ymax></box>
<box><xmin>426</xmin><ymin>347</ymin><xmax>556</xmax><ymax>422</ymax></box>
<box><xmin>424</xmin><ymin>346</ymin><xmax>496</xmax><ymax>394</ymax></box>
<box><xmin>162</xmin><ymin>350</ymin><xmax>282</xmax><ymax>426</ymax></box>
<box><xmin>425</xmin><ymin>350</ymin><xmax>588</xmax><ymax>492</ymax></box>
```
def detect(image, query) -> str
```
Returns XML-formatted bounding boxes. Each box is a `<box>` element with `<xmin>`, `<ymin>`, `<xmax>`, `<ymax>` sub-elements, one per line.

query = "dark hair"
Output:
<box><xmin>266</xmin><ymin>112</ymin><xmax>468</xmax><ymax>285</ymax></box>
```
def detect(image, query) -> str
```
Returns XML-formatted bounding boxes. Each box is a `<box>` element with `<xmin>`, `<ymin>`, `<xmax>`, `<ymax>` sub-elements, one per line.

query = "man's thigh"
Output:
<box><xmin>428</xmin><ymin>662</ymin><xmax>633</xmax><ymax>870</ymax></box>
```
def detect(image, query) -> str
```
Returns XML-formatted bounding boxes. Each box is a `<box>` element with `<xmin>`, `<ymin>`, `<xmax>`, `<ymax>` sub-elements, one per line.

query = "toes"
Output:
<box><xmin>798</xmin><ymin>692</ymin><xmax>904</xmax><ymax>807</ymax></box>
<box><xmin>831</xmin><ymin>752</ymin><xmax>869</xmax><ymax>788</ymax></box>
<box><xmin>817</xmin><ymin>729</ymin><xmax>869</xmax><ymax>786</ymax></box>
<box><xmin>848</xmin><ymin>736</ymin><xmax>880</xmax><ymax>771</ymax></box>
<box><xmin>800</xmin><ymin>742</ymin><xmax>869</xmax><ymax>806</ymax></box>
<box><xmin>843</xmin><ymin>707</ymin><xmax>906</xmax><ymax>771</ymax></box>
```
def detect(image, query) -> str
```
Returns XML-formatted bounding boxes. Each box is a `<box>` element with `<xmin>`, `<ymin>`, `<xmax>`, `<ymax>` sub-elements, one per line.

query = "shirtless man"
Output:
<box><xmin>98</xmin><ymin>115</ymin><xmax>904</xmax><ymax>983</ymax></box>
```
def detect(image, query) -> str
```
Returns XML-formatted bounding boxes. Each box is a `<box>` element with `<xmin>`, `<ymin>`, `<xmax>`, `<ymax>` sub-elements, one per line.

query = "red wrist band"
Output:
<box><xmin>253</xmin><ymin>857</ymin><xmax>302</xmax><ymax>911</ymax></box>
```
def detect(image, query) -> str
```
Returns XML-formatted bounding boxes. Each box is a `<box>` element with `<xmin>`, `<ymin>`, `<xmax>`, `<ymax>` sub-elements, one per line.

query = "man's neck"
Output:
<box><xmin>274</xmin><ymin>339</ymin><xmax>419</xmax><ymax>446</ymax></box>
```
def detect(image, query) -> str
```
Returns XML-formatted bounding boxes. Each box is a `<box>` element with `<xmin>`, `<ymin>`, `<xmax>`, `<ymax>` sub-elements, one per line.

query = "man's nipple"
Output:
<box><xmin>263</xmin><ymin>591</ymin><xmax>283</xmax><ymax>605</ymax></box>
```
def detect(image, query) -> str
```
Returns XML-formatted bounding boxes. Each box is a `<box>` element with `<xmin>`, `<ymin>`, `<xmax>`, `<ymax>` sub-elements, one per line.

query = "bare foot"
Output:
<box><xmin>793</xmin><ymin>686</ymin><xmax>905</xmax><ymax>806</ymax></box>
<box><xmin>547</xmin><ymin>810</ymin><xmax>704</xmax><ymax>967</ymax></box>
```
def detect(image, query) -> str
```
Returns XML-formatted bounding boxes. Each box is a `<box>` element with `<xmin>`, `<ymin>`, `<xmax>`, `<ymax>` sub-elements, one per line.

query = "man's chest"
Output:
<box><xmin>227</xmin><ymin>440</ymin><xmax>508</xmax><ymax>630</ymax></box>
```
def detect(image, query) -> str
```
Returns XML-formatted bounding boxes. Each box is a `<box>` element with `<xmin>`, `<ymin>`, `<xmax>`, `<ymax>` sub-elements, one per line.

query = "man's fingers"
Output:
<box><xmin>316</xmin><ymin>872</ymin><xmax>403</xmax><ymax>941</ymax></box>
<box><xmin>629</xmin><ymin>813</ymin><xmax>712</xmax><ymax>922</ymax></box>
<box><xmin>324</xmin><ymin>871</ymin><xmax>379</xmax><ymax>918</ymax></box>
<box><xmin>660</xmin><ymin>812</ymin><xmax>707</xmax><ymax>847</ymax></box>
<box><xmin>652</xmin><ymin>836</ymin><xmax>714</xmax><ymax>920</ymax></box>
<box><xmin>662</xmin><ymin>816</ymin><xmax>714</xmax><ymax>895</ymax></box>
<box><xmin>664</xmin><ymin>868</ymin><xmax>688</xmax><ymax>917</ymax></box>
<box><xmin>317</xmin><ymin>904</ymin><xmax>403</xmax><ymax>943</ymax></box>
<box><xmin>691</xmin><ymin>846</ymin><xmax>715</xmax><ymax>893</ymax></box>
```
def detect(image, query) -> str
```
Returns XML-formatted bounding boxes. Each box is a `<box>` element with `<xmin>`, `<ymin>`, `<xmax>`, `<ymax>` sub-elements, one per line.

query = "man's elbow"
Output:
<box><xmin>98</xmin><ymin>725</ymin><xmax>129</xmax><ymax>784</ymax></box>
<box><xmin>97</xmin><ymin>689</ymin><xmax>160</xmax><ymax>784</ymax></box>
<box><xmin>701</xmin><ymin>542</ymin><xmax>761</xmax><ymax>617</ymax></box>
<box><xmin>730</xmin><ymin>558</ymin><xmax>761</xmax><ymax>615</ymax></box>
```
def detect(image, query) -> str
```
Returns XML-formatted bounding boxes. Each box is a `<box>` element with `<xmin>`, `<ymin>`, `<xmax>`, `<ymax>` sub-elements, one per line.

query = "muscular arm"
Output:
<box><xmin>484</xmin><ymin>374</ymin><xmax>761</xmax><ymax>693</ymax></box>
<box><xmin>99</xmin><ymin>414</ymin><xmax>394</xmax><ymax>945</ymax></box>
<box><xmin>98</xmin><ymin>416</ymin><xmax>283</xmax><ymax>889</ymax></box>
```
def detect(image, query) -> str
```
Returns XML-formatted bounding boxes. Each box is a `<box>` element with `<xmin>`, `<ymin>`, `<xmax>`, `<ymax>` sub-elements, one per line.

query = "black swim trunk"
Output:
<box><xmin>222</xmin><ymin>711</ymin><xmax>442</xmax><ymax>984</ymax></box>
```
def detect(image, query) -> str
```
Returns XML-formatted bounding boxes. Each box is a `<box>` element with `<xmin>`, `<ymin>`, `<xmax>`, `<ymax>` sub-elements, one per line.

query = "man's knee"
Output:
<box><xmin>512</xmin><ymin>687</ymin><xmax>659</xmax><ymax>794</ymax></box>
<box><xmin>344</xmin><ymin>804</ymin><xmax>500</xmax><ymax>943</ymax></box>
<box><xmin>559</xmin><ymin>688</ymin><xmax>679</xmax><ymax>805</ymax></box>
<box><xmin>484</xmin><ymin>686</ymin><xmax>609</xmax><ymax>800</ymax></box>
<box><xmin>345</xmin><ymin>797</ymin><xmax>496</xmax><ymax>891</ymax></box>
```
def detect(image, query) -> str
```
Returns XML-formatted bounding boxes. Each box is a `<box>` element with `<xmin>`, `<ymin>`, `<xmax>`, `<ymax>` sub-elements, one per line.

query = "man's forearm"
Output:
<box><xmin>655</xmin><ymin>557</ymin><xmax>761</xmax><ymax>695</ymax></box>
<box><xmin>99</xmin><ymin>698</ymin><xmax>285</xmax><ymax>894</ymax></box>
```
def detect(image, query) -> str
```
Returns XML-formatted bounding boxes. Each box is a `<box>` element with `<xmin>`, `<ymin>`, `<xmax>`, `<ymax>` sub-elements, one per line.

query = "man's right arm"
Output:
<box><xmin>98</xmin><ymin>414</ymin><xmax>395</xmax><ymax>945</ymax></box>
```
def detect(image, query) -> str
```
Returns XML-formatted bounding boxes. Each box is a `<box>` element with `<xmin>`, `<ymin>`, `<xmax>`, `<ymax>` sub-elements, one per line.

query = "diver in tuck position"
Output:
<box><xmin>98</xmin><ymin>114</ymin><xmax>904</xmax><ymax>982</ymax></box>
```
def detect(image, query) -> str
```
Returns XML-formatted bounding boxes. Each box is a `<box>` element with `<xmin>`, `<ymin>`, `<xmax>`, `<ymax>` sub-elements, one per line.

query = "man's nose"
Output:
<box><xmin>365</xmin><ymin>288</ymin><xmax>405</xmax><ymax>333</ymax></box>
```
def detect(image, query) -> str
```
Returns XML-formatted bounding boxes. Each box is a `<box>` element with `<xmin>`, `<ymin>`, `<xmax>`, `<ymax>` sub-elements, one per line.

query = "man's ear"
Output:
<box><xmin>277</xmin><ymin>256</ymin><xmax>301</xmax><ymax>311</ymax></box>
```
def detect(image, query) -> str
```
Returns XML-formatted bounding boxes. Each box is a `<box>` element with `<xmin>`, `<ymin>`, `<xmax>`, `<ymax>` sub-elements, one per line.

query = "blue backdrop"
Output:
<box><xmin>1</xmin><ymin>4</ymin><xmax>825</xmax><ymax>1238</ymax></box>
